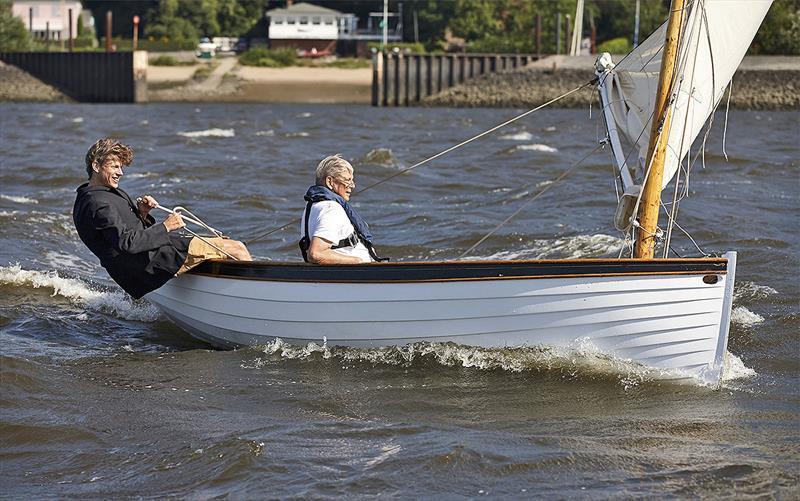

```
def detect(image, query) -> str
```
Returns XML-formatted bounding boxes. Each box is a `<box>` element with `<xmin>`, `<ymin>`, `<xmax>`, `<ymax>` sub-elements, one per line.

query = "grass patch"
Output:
<box><xmin>150</xmin><ymin>55</ymin><xmax>196</xmax><ymax>66</ymax></box>
<box><xmin>147</xmin><ymin>81</ymin><xmax>186</xmax><ymax>91</ymax></box>
<box><xmin>192</xmin><ymin>62</ymin><xmax>218</xmax><ymax>81</ymax></box>
<box><xmin>321</xmin><ymin>58</ymin><xmax>371</xmax><ymax>69</ymax></box>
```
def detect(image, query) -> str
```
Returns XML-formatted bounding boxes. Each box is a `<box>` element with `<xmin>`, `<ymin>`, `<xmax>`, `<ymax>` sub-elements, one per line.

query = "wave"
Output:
<box><xmin>0</xmin><ymin>264</ymin><xmax>160</xmax><ymax>322</ymax></box>
<box><xmin>285</xmin><ymin>132</ymin><xmax>310</xmax><ymax>138</ymax></box>
<box><xmin>720</xmin><ymin>352</ymin><xmax>757</xmax><ymax>384</ymax></box>
<box><xmin>71</xmin><ymin>117</ymin><xmax>84</xmax><ymax>123</ymax></box>
<box><xmin>499</xmin><ymin>131</ymin><xmax>534</xmax><ymax>141</ymax></box>
<box><xmin>474</xmin><ymin>234</ymin><xmax>623</xmax><ymax>260</ymax></box>
<box><xmin>358</xmin><ymin>148</ymin><xmax>400</xmax><ymax>168</ymax></box>
<box><xmin>254</xmin><ymin>130</ymin><xmax>275</xmax><ymax>136</ymax></box>
<box><xmin>733</xmin><ymin>281</ymin><xmax>779</xmax><ymax>302</ymax></box>
<box><xmin>731</xmin><ymin>306</ymin><xmax>764</xmax><ymax>327</ymax></box>
<box><xmin>27</xmin><ymin>212</ymin><xmax>74</xmax><ymax>235</ymax></box>
<box><xmin>0</xmin><ymin>194</ymin><xmax>39</xmax><ymax>204</ymax></box>
<box><xmin>178</xmin><ymin>128</ymin><xmax>235</xmax><ymax>138</ymax></box>
<box><xmin>125</xmin><ymin>172</ymin><xmax>157</xmax><ymax>180</ymax></box>
<box><xmin>245</xmin><ymin>338</ymin><xmax>753</xmax><ymax>389</ymax></box>
<box><xmin>513</xmin><ymin>144</ymin><xmax>559</xmax><ymax>153</ymax></box>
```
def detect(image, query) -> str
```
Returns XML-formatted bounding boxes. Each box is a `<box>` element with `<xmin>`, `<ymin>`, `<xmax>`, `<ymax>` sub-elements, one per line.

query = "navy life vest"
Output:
<box><xmin>299</xmin><ymin>185</ymin><xmax>387</xmax><ymax>263</ymax></box>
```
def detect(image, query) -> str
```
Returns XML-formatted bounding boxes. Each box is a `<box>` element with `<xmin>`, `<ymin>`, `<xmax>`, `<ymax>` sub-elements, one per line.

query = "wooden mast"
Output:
<box><xmin>634</xmin><ymin>0</ymin><xmax>687</xmax><ymax>259</ymax></box>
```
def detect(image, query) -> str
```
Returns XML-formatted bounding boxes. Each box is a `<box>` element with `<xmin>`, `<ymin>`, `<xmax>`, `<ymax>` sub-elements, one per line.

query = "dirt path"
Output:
<box><xmin>194</xmin><ymin>56</ymin><xmax>238</xmax><ymax>92</ymax></box>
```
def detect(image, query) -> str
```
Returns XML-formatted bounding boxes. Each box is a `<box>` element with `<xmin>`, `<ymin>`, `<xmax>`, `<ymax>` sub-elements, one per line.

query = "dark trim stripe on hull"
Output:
<box><xmin>188</xmin><ymin>257</ymin><xmax>728</xmax><ymax>283</ymax></box>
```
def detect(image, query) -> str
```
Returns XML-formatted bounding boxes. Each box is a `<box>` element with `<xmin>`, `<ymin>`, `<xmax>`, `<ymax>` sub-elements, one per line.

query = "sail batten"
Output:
<box><xmin>600</xmin><ymin>0</ymin><xmax>773</xmax><ymax>190</ymax></box>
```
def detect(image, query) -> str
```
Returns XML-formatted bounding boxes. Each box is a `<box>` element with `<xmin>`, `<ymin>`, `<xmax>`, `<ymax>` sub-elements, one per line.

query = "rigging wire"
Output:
<box><xmin>458</xmin><ymin>141</ymin><xmax>606</xmax><ymax>260</ymax></box>
<box><xmin>244</xmin><ymin>80</ymin><xmax>597</xmax><ymax>245</ymax></box>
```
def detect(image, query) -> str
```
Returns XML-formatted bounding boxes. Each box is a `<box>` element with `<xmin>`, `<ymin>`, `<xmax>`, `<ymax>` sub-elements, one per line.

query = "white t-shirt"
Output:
<box><xmin>301</xmin><ymin>201</ymin><xmax>373</xmax><ymax>262</ymax></box>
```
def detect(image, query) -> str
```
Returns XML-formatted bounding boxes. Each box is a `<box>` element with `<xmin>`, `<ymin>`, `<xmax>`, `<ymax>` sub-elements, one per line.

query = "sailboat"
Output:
<box><xmin>146</xmin><ymin>0</ymin><xmax>772</xmax><ymax>386</ymax></box>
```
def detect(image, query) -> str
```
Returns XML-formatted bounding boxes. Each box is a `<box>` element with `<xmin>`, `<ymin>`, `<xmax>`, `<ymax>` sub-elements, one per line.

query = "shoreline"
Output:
<box><xmin>1</xmin><ymin>56</ymin><xmax>797</xmax><ymax>109</ymax></box>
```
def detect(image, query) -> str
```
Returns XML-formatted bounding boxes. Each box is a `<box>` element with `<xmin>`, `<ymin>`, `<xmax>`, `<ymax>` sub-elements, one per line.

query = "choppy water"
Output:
<box><xmin>0</xmin><ymin>103</ymin><xmax>797</xmax><ymax>498</ymax></box>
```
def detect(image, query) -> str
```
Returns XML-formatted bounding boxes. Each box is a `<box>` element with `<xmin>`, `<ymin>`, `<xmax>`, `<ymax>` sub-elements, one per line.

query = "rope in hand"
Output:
<box><xmin>138</xmin><ymin>198</ymin><xmax>239</xmax><ymax>260</ymax></box>
<box><xmin>244</xmin><ymin>79</ymin><xmax>598</xmax><ymax>245</ymax></box>
<box><xmin>458</xmin><ymin>140</ymin><xmax>607</xmax><ymax>259</ymax></box>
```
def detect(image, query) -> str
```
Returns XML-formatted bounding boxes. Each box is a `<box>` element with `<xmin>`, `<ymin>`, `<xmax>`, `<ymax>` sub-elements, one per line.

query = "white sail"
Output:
<box><xmin>601</xmin><ymin>0</ymin><xmax>773</xmax><ymax>190</ymax></box>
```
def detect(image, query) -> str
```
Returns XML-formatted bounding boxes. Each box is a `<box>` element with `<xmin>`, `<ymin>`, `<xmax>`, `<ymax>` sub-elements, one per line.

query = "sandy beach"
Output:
<box><xmin>148</xmin><ymin>61</ymin><xmax>372</xmax><ymax>103</ymax></box>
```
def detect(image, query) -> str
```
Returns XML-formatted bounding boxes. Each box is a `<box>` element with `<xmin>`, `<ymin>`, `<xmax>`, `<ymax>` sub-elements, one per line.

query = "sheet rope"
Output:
<box><xmin>145</xmin><ymin>202</ymin><xmax>239</xmax><ymax>260</ymax></box>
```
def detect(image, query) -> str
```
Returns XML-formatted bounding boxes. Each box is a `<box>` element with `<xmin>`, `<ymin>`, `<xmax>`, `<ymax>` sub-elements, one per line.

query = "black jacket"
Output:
<box><xmin>73</xmin><ymin>183</ymin><xmax>190</xmax><ymax>299</ymax></box>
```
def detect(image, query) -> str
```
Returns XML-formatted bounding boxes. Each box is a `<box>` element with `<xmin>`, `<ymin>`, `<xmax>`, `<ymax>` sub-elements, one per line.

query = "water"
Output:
<box><xmin>0</xmin><ymin>103</ymin><xmax>797</xmax><ymax>497</ymax></box>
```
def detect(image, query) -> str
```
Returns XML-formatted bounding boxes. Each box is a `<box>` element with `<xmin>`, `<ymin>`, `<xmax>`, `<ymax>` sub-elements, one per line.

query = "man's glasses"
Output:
<box><xmin>334</xmin><ymin>176</ymin><xmax>355</xmax><ymax>189</ymax></box>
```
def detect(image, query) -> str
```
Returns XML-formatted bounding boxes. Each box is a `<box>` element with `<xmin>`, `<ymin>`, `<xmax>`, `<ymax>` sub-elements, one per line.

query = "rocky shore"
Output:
<box><xmin>0</xmin><ymin>61</ymin><xmax>69</xmax><ymax>102</ymax></box>
<box><xmin>424</xmin><ymin>65</ymin><xmax>799</xmax><ymax>110</ymax></box>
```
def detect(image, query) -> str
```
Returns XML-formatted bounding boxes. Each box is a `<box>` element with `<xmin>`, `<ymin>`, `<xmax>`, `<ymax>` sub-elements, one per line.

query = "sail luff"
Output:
<box><xmin>634</xmin><ymin>0</ymin><xmax>687</xmax><ymax>259</ymax></box>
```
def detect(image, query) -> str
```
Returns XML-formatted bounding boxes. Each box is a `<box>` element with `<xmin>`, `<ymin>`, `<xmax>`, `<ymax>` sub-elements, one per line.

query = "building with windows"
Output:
<box><xmin>12</xmin><ymin>0</ymin><xmax>88</xmax><ymax>41</ymax></box>
<box><xmin>266</xmin><ymin>2</ymin><xmax>356</xmax><ymax>55</ymax></box>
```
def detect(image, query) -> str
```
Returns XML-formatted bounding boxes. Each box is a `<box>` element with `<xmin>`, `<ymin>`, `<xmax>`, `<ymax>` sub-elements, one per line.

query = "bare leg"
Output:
<box><xmin>223</xmin><ymin>240</ymin><xmax>252</xmax><ymax>261</ymax></box>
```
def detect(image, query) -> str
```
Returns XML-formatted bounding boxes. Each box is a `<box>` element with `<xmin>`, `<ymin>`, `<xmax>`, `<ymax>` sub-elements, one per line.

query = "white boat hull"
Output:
<box><xmin>147</xmin><ymin>253</ymin><xmax>736</xmax><ymax>385</ymax></box>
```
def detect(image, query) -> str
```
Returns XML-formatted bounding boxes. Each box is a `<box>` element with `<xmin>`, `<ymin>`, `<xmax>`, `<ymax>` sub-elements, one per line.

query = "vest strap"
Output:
<box><xmin>299</xmin><ymin>200</ymin><xmax>390</xmax><ymax>263</ymax></box>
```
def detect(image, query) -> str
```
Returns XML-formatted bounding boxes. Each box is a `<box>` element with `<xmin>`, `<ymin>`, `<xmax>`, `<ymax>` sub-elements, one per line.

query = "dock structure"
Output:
<box><xmin>0</xmin><ymin>51</ymin><xmax>147</xmax><ymax>103</ymax></box>
<box><xmin>372</xmin><ymin>51</ymin><xmax>537</xmax><ymax>106</ymax></box>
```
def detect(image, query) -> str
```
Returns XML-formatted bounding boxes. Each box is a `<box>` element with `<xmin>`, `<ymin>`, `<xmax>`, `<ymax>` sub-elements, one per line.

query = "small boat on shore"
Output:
<box><xmin>146</xmin><ymin>0</ymin><xmax>771</xmax><ymax>386</ymax></box>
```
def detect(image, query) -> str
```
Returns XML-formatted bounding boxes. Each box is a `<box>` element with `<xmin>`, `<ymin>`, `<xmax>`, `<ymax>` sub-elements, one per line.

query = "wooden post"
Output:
<box><xmin>68</xmin><ymin>9</ymin><xmax>74</xmax><ymax>51</ymax></box>
<box><xmin>29</xmin><ymin>7</ymin><xmax>33</xmax><ymax>34</ymax></box>
<box><xmin>565</xmin><ymin>15</ymin><xmax>571</xmax><ymax>55</ymax></box>
<box><xmin>447</xmin><ymin>55</ymin><xmax>454</xmax><ymax>88</ymax></box>
<box><xmin>536</xmin><ymin>14</ymin><xmax>541</xmax><ymax>58</ymax></box>
<box><xmin>415</xmin><ymin>55</ymin><xmax>421</xmax><ymax>102</ymax></box>
<box><xmin>404</xmin><ymin>54</ymin><xmax>410</xmax><ymax>106</ymax></box>
<box><xmin>436</xmin><ymin>55</ymin><xmax>443</xmax><ymax>92</ymax></box>
<box><xmin>382</xmin><ymin>51</ymin><xmax>389</xmax><ymax>106</ymax></box>
<box><xmin>634</xmin><ymin>0</ymin><xmax>687</xmax><ymax>259</ymax></box>
<box><xmin>394</xmin><ymin>52</ymin><xmax>401</xmax><ymax>106</ymax></box>
<box><xmin>371</xmin><ymin>49</ymin><xmax>381</xmax><ymax>106</ymax></box>
<box><xmin>425</xmin><ymin>54</ymin><xmax>432</xmax><ymax>97</ymax></box>
<box><xmin>556</xmin><ymin>13</ymin><xmax>561</xmax><ymax>54</ymax></box>
<box><xmin>45</xmin><ymin>21</ymin><xmax>50</xmax><ymax>51</ymax></box>
<box><xmin>105</xmin><ymin>11</ymin><xmax>112</xmax><ymax>52</ymax></box>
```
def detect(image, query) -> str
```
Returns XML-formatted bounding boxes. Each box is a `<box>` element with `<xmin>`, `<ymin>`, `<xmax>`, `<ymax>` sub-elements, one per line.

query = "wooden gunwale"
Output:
<box><xmin>187</xmin><ymin>257</ymin><xmax>728</xmax><ymax>284</ymax></box>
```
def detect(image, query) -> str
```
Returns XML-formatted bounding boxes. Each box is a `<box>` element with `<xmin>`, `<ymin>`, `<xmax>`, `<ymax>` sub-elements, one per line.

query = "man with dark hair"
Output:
<box><xmin>73</xmin><ymin>138</ymin><xmax>251</xmax><ymax>299</ymax></box>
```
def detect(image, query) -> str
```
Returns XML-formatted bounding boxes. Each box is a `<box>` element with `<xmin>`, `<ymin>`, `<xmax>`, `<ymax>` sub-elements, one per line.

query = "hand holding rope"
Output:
<box><xmin>136</xmin><ymin>197</ymin><xmax>239</xmax><ymax>260</ymax></box>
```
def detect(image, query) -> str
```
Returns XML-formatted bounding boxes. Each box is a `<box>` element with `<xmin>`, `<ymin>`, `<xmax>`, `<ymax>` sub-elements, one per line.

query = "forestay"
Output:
<box><xmin>598</xmin><ymin>0</ymin><xmax>772</xmax><ymax>190</ymax></box>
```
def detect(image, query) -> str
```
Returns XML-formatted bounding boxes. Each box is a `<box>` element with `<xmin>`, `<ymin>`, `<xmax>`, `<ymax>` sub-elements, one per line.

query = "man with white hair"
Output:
<box><xmin>299</xmin><ymin>154</ymin><xmax>384</xmax><ymax>264</ymax></box>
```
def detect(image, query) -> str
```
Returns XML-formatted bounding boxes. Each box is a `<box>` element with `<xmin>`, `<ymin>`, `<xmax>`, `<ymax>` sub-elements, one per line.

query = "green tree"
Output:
<box><xmin>448</xmin><ymin>0</ymin><xmax>578</xmax><ymax>53</ymax></box>
<box><xmin>145</xmin><ymin>0</ymin><xmax>200</xmax><ymax>42</ymax></box>
<box><xmin>589</xmin><ymin>0</ymin><xmax>667</xmax><ymax>49</ymax></box>
<box><xmin>413</xmin><ymin>0</ymin><xmax>456</xmax><ymax>50</ymax></box>
<box><xmin>752</xmin><ymin>0</ymin><xmax>800</xmax><ymax>55</ymax></box>
<box><xmin>0</xmin><ymin>0</ymin><xmax>32</xmax><ymax>51</ymax></box>
<box><xmin>146</xmin><ymin>0</ymin><xmax>264</xmax><ymax>39</ymax></box>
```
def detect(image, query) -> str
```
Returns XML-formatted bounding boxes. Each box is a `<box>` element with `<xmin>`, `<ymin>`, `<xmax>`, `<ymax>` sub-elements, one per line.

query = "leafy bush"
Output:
<box><xmin>238</xmin><ymin>47</ymin><xmax>297</xmax><ymax>67</ymax></box>
<box><xmin>597</xmin><ymin>37</ymin><xmax>631</xmax><ymax>55</ymax></box>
